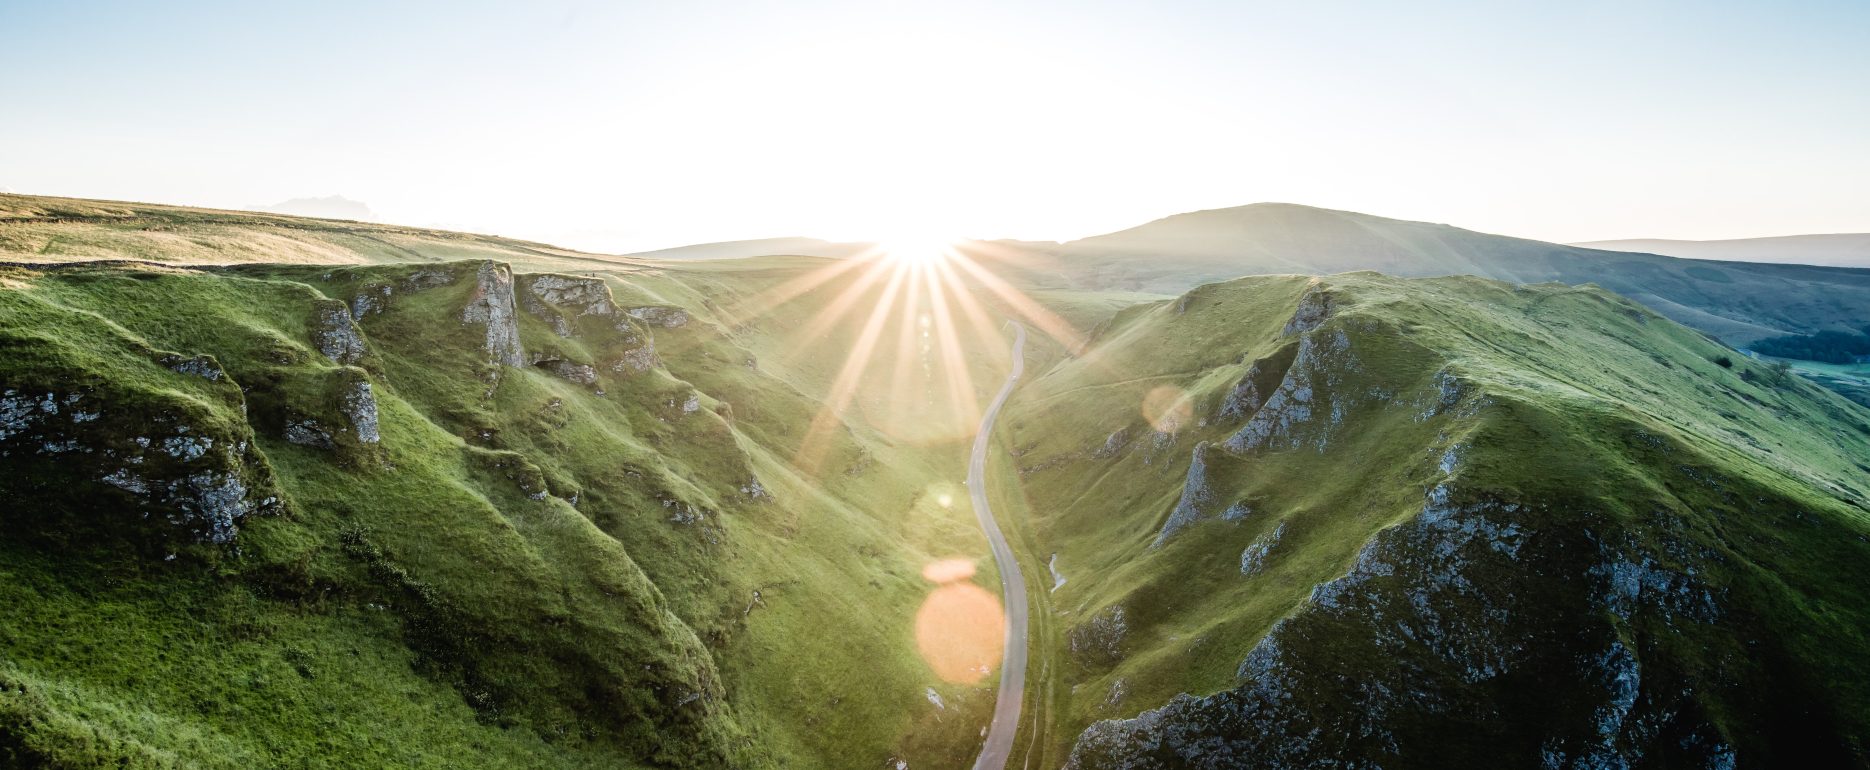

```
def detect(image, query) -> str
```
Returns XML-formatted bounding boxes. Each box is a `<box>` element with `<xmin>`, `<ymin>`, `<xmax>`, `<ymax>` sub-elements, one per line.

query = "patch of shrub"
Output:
<box><xmin>1750</xmin><ymin>327</ymin><xmax>1870</xmax><ymax>364</ymax></box>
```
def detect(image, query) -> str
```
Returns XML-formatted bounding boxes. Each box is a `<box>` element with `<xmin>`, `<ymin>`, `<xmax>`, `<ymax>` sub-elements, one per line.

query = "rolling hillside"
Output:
<box><xmin>7</xmin><ymin>194</ymin><xmax>1870</xmax><ymax>768</ymax></box>
<box><xmin>979</xmin><ymin>203</ymin><xmax>1870</xmax><ymax>348</ymax></box>
<box><xmin>1578</xmin><ymin>234</ymin><xmax>1870</xmax><ymax>268</ymax></box>
<box><xmin>0</xmin><ymin>243</ymin><xmax>1009</xmax><ymax>766</ymax></box>
<box><xmin>997</xmin><ymin>272</ymin><xmax>1870</xmax><ymax>767</ymax></box>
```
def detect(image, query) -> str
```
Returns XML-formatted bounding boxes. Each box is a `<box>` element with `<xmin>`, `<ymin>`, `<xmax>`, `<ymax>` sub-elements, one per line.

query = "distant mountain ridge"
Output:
<box><xmin>1575</xmin><ymin>233</ymin><xmax>1870</xmax><ymax>268</ymax></box>
<box><xmin>5</xmin><ymin>192</ymin><xmax>1867</xmax><ymax>348</ymax></box>
<box><xmin>988</xmin><ymin>203</ymin><xmax>1870</xmax><ymax>347</ymax></box>
<box><xmin>254</xmin><ymin>194</ymin><xmax>376</xmax><ymax>221</ymax></box>
<box><xmin>625</xmin><ymin>236</ymin><xmax>873</xmax><ymax>261</ymax></box>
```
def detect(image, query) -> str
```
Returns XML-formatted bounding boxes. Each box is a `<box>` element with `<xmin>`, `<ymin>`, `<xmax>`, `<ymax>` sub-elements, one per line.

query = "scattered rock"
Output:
<box><xmin>627</xmin><ymin>305</ymin><xmax>689</xmax><ymax>328</ymax></box>
<box><xmin>350</xmin><ymin>282</ymin><xmax>392</xmax><ymax>320</ymax></box>
<box><xmin>609</xmin><ymin>336</ymin><xmax>659</xmax><ymax>375</ymax></box>
<box><xmin>2</xmin><ymin>387</ymin><xmax>280</xmax><ymax>545</ymax></box>
<box><xmin>311</xmin><ymin>300</ymin><xmax>366</xmax><ymax>364</ymax></box>
<box><xmin>160</xmin><ymin>353</ymin><xmax>224</xmax><ymax>381</ymax></box>
<box><xmin>284</xmin><ymin>419</ymin><xmax>335</xmax><ymax>449</ymax></box>
<box><xmin>1239</xmin><ymin>522</ymin><xmax>1286</xmax><ymax>576</ymax></box>
<box><xmin>1069</xmin><ymin>605</ymin><xmax>1128</xmax><ymax>667</ymax></box>
<box><xmin>1281</xmin><ymin>284</ymin><xmax>1336</xmax><ymax>336</ymax></box>
<box><xmin>1105</xmin><ymin>678</ymin><xmax>1128</xmax><ymax>709</ymax></box>
<box><xmin>1093</xmin><ymin>427</ymin><xmax>1132</xmax><ymax>459</ymax></box>
<box><xmin>535</xmin><ymin>357</ymin><xmax>599</xmax><ymax>385</ymax></box>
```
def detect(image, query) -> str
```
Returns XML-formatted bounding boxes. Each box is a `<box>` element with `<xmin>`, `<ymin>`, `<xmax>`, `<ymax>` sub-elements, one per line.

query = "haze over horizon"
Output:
<box><xmin>3</xmin><ymin>0</ymin><xmax>1868</xmax><ymax>253</ymax></box>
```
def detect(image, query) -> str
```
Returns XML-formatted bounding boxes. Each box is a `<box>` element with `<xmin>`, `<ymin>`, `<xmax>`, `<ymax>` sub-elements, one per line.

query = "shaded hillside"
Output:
<box><xmin>1578</xmin><ymin>234</ymin><xmax>1870</xmax><ymax>269</ymax></box>
<box><xmin>1000</xmin><ymin>272</ymin><xmax>1870</xmax><ymax>768</ymax></box>
<box><xmin>982</xmin><ymin>203</ymin><xmax>1870</xmax><ymax>347</ymax></box>
<box><xmin>0</xmin><ymin>255</ymin><xmax>1004</xmax><ymax>768</ymax></box>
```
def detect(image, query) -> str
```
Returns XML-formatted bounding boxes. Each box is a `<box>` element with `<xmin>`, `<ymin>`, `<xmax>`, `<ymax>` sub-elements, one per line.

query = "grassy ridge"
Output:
<box><xmin>0</xmin><ymin>255</ymin><xmax>1002</xmax><ymax>768</ymax></box>
<box><xmin>999</xmin><ymin>272</ymin><xmax>1870</xmax><ymax>763</ymax></box>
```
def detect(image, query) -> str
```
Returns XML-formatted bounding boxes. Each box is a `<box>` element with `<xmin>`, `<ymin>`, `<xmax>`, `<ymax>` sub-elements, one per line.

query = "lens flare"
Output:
<box><xmin>1143</xmin><ymin>385</ymin><xmax>1194</xmax><ymax>434</ymax></box>
<box><xmin>721</xmin><ymin>234</ymin><xmax>1102</xmax><ymax>472</ymax></box>
<box><xmin>914</xmin><ymin>559</ymin><xmax>1004</xmax><ymax>684</ymax></box>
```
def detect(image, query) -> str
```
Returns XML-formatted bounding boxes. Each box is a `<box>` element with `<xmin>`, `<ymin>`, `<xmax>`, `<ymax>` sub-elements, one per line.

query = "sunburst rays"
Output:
<box><xmin>722</xmin><ymin>238</ymin><xmax>1086</xmax><ymax>476</ymax></box>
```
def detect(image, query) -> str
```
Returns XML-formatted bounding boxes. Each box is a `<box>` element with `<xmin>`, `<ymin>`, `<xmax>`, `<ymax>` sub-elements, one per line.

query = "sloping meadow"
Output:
<box><xmin>0</xmin><ymin>259</ymin><xmax>991</xmax><ymax>768</ymax></box>
<box><xmin>1005</xmin><ymin>272</ymin><xmax>1870</xmax><ymax>767</ymax></box>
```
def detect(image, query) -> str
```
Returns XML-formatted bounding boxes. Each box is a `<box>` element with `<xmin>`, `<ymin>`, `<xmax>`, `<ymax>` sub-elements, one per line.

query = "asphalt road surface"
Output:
<box><xmin>970</xmin><ymin>321</ymin><xmax>1028</xmax><ymax>770</ymax></box>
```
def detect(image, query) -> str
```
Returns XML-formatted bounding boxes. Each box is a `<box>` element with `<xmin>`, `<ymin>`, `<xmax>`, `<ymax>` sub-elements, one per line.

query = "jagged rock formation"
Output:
<box><xmin>462</xmin><ymin>261</ymin><xmax>526</xmax><ymax>367</ymax></box>
<box><xmin>312</xmin><ymin>299</ymin><xmax>366</xmax><ymax>364</ymax></box>
<box><xmin>1154</xmin><ymin>442</ymin><xmax>1215</xmax><ymax>546</ymax></box>
<box><xmin>1237</xmin><ymin>521</ymin><xmax>1283</xmax><ymax>575</ymax></box>
<box><xmin>1</xmin><ymin>378</ymin><xmax>281</xmax><ymax>545</ymax></box>
<box><xmin>1280</xmin><ymin>283</ymin><xmax>1335</xmax><ymax>335</ymax></box>
<box><xmin>1221</xmin><ymin>328</ymin><xmax>1361</xmax><ymax>454</ymax></box>
<box><xmin>1217</xmin><ymin>343</ymin><xmax>1296</xmax><ymax>422</ymax></box>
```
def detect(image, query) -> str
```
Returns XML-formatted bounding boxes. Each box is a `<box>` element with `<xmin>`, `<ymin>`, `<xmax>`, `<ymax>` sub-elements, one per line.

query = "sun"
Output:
<box><xmin>877</xmin><ymin>236</ymin><xmax>956</xmax><ymax>267</ymax></box>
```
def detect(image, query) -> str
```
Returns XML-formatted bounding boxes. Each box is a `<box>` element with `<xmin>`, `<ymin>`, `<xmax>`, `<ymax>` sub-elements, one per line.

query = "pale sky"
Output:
<box><xmin>3</xmin><ymin>0</ymin><xmax>1867</xmax><ymax>253</ymax></box>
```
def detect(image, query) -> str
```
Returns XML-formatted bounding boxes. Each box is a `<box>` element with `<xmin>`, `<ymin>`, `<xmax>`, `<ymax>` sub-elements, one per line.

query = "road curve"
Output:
<box><xmin>970</xmin><ymin>321</ymin><xmax>1029</xmax><ymax>770</ymax></box>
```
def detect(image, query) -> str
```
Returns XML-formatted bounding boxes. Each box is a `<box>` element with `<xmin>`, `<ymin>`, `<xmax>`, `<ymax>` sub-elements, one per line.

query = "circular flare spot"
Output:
<box><xmin>914</xmin><ymin>581</ymin><xmax>1004</xmax><ymax>684</ymax></box>
<box><xmin>1142</xmin><ymin>385</ymin><xmax>1193</xmax><ymax>434</ymax></box>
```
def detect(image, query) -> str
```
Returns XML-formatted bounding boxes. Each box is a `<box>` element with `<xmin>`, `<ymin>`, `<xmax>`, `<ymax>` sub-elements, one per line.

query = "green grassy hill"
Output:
<box><xmin>8</xmin><ymin>194</ymin><xmax>1870</xmax><ymax>768</ymax></box>
<box><xmin>981</xmin><ymin>203</ymin><xmax>1870</xmax><ymax>349</ymax></box>
<box><xmin>0</xmin><ymin>245</ymin><xmax>1007</xmax><ymax>766</ymax></box>
<box><xmin>999</xmin><ymin>272</ymin><xmax>1870</xmax><ymax>767</ymax></box>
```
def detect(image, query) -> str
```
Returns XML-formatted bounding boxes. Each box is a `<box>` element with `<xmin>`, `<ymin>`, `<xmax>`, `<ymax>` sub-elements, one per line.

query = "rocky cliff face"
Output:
<box><xmin>2</xmin><ymin>383</ymin><xmax>281</xmax><ymax>545</ymax></box>
<box><xmin>516</xmin><ymin>273</ymin><xmax>660</xmax><ymax>383</ymax></box>
<box><xmin>462</xmin><ymin>261</ymin><xmax>527</xmax><ymax>367</ymax></box>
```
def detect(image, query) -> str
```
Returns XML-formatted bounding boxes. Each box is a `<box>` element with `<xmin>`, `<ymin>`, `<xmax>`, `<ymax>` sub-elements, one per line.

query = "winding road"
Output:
<box><xmin>970</xmin><ymin>321</ymin><xmax>1028</xmax><ymax>770</ymax></box>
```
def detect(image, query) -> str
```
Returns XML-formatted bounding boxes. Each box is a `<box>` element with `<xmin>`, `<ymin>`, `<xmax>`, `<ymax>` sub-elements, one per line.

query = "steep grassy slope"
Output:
<box><xmin>0</xmin><ymin>255</ymin><xmax>1004</xmax><ymax>768</ymax></box>
<box><xmin>978</xmin><ymin>203</ymin><xmax>1870</xmax><ymax>348</ymax></box>
<box><xmin>999</xmin><ymin>273</ymin><xmax>1870</xmax><ymax>767</ymax></box>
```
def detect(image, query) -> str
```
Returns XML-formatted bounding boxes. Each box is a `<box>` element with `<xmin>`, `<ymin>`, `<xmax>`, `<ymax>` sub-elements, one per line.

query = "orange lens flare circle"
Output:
<box><xmin>914</xmin><ymin>559</ymin><xmax>1004</xmax><ymax>684</ymax></box>
<box><xmin>1142</xmin><ymin>384</ymin><xmax>1194</xmax><ymax>434</ymax></box>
